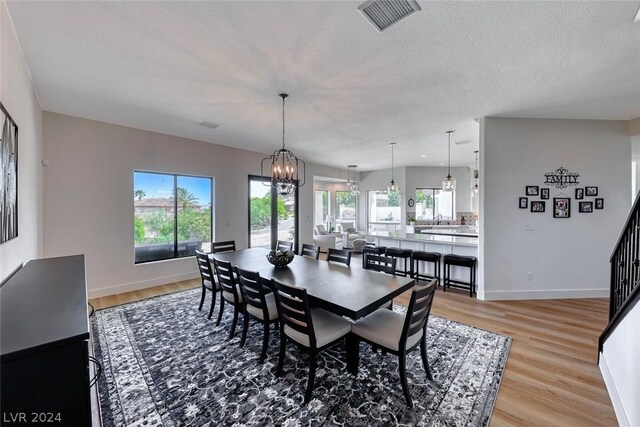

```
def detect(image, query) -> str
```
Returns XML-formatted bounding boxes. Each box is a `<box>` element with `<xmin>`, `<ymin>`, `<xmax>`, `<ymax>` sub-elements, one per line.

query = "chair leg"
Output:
<box><xmin>216</xmin><ymin>297</ymin><xmax>225</xmax><ymax>326</ymax></box>
<box><xmin>207</xmin><ymin>291</ymin><xmax>216</xmax><ymax>320</ymax></box>
<box><xmin>198</xmin><ymin>286</ymin><xmax>206</xmax><ymax>311</ymax></box>
<box><xmin>276</xmin><ymin>332</ymin><xmax>286</xmax><ymax>376</ymax></box>
<box><xmin>420</xmin><ymin>335</ymin><xmax>433</xmax><ymax>381</ymax></box>
<box><xmin>399</xmin><ymin>351</ymin><xmax>413</xmax><ymax>408</ymax></box>
<box><xmin>259</xmin><ymin>321</ymin><xmax>270</xmax><ymax>363</ymax></box>
<box><xmin>305</xmin><ymin>352</ymin><xmax>317</xmax><ymax>403</ymax></box>
<box><xmin>229</xmin><ymin>304</ymin><xmax>240</xmax><ymax>339</ymax></box>
<box><xmin>240</xmin><ymin>309</ymin><xmax>250</xmax><ymax>347</ymax></box>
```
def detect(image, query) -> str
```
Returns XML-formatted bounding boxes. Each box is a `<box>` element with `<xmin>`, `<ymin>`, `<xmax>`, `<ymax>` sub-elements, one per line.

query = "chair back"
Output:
<box><xmin>327</xmin><ymin>248</ymin><xmax>352</xmax><ymax>266</ymax></box>
<box><xmin>400</xmin><ymin>279</ymin><xmax>437</xmax><ymax>348</ymax></box>
<box><xmin>212</xmin><ymin>258</ymin><xmax>240</xmax><ymax>303</ymax></box>
<box><xmin>276</xmin><ymin>240</ymin><xmax>293</xmax><ymax>252</ymax></box>
<box><xmin>195</xmin><ymin>250</ymin><xmax>214</xmax><ymax>285</ymax></box>
<box><xmin>315</xmin><ymin>224</ymin><xmax>327</xmax><ymax>235</ymax></box>
<box><xmin>300</xmin><ymin>244</ymin><xmax>320</xmax><ymax>259</ymax></box>
<box><xmin>272</xmin><ymin>279</ymin><xmax>316</xmax><ymax>348</ymax></box>
<box><xmin>363</xmin><ymin>254</ymin><xmax>397</xmax><ymax>275</ymax></box>
<box><xmin>235</xmin><ymin>267</ymin><xmax>269</xmax><ymax>318</ymax></box>
<box><xmin>211</xmin><ymin>240</ymin><xmax>236</xmax><ymax>254</ymax></box>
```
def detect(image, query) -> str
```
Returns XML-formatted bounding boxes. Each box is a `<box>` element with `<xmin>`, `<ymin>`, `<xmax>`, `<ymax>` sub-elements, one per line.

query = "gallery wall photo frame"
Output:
<box><xmin>575</xmin><ymin>188</ymin><xmax>584</xmax><ymax>199</ymax></box>
<box><xmin>1</xmin><ymin>102</ymin><xmax>19</xmax><ymax>244</ymax></box>
<box><xmin>519</xmin><ymin>197</ymin><xmax>528</xmax><ymax>209</ymax></box>
<box><xmin>585</xmin><ymin>186</ymin><xmax>598</xmax><ymax>197</ymax></box>
<box><xmin>531</xmin><ymin>201</ymin><xmax>545</xmax><ymax>213</ymax></box>
<box><xmin>595</xmin><ymin>198</ymin><xmax>604</xmax><ymax>209</ymax></box>
<box><xmin>526</xmin><ymin>186</ymin><xmax>539</xmax><ymax>196</ymax></box>
<box><xmin>540</xmin><ymin>188</ymin><xmax>549</xmax><ymax>199</ymax></box>
<box><xmin>553</xmin><ymin>197</ymin><xmax>571</xmax><ymax>218</ymax></box>
<box><xmin>579</xmin><ymin>201</ymin><xmax>593</xmax><ymax>213</ymax></box>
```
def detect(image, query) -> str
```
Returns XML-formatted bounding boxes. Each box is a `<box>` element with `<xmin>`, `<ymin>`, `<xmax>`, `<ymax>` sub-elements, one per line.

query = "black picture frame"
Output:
<box><xmin>1</xmin><ymin>102</ymin><xmax>19</xmax><ymax>244</ymax></box>
<box><xmin>540</xmin><ymin>188</ymin><xmax>549</xmax><ymax>200</ymax></box>
<box><xmin>585</xmin><ymin>186</ymin><xmax>598</xmax><ymax>197</ymax></box>
<box><xmin>595</xmin><ymin>198</ymin><xmax>604</xmax><ymax>209</ymax></box>
<box><xmin>519</xmin><ymin>197</ymin><xmax>528</xmax><ymax>209</ymax></box>
<box><xmin>579</xmin><ymin>201</ymin><xmax>593</xmax><ymax>213</ymax></box>
<box><xmin>575</xmin><ymin>188</ymin><xmax>584</xmax><ymax>199</ymax></box>
<box><xmin>553</xmin><ymin>197</ymin><xmax>571</xmax><ymax>218</ymax></box>
<box><xmin>531</xmin><ymin>201</ymin><xmax>545</xmax><ymax>213</ymax></box>
<box><xmin>526</xmin><ymin>186</ymin><xmax>539</xmax><ymax>196</ymax></box>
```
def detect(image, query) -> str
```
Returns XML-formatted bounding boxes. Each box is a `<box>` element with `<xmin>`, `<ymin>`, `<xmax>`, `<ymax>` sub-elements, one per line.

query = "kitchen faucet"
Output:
<box><xmin>437</xmin><ymin>214</ymin><xmax>443</xmax><ymax>225</ymax></box>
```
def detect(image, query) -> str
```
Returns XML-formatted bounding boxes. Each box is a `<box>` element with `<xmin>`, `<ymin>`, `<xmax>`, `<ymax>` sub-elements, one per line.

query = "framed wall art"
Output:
<box><xmin>526</xmin><ymin>186</ymin><xmax>539</xmax><ymax>196</ymax></box>
<box><xmin>575</xmin><ymin>188</ymin><xmax>584</xmax><ymax>199</ymax></box>
<box><xmin>540</xmin><ymin>188</ymin><xmax>549</xmax><ymax>199</ymax></box>
<box><xmin>579</xmin><ymin>201</ymin><xmax>593</xmax><ymax>213</ymax></box>
<box><xmin>531</xmin><ymin>201</ymin><xmax>545</xmax><ymax>213</ymax></box>
<box><xmin>595</xmin><ymin>198</ymin><xmax>604</xmax><ymax>209</ymax></box>
<box><xmin>519</xmin><ymin>197</ymin><xmax>528</xmax><ymax>209</ymax></box>
<box><xmin>553</xmin><ymin>197</ymin><xmax>570</xmax><ymax>218</ymax></box>
<box><xmin>585</xmin><ymin>186</ymin><xmax>598</xmax><ymax>197</ymax></box>
<box><xmin>1</xmin><ymin>103</ymin><xmax>18</xmax><ymax>244</ymax></box>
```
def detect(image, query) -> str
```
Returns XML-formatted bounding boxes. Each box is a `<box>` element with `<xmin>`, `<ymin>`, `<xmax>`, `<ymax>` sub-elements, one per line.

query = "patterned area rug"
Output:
<box><xmin>92</xmin><ymin>288</ymin><xmax>511</xmax><ymax>426</ymax></box>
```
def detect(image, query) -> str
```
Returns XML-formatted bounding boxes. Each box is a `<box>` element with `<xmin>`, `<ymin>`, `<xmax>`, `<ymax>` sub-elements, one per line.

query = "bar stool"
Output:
<box><xmin>362</xmin><ymin>246</ymin><xmax>386</xmax><ymax>269</ymax></box>
<box><xmin>412</xmin><ymin>251</ymin><xmax>441</xmax><ymax>284</ymax></box>
<box><xmin>443</xmin><ymin>254</ymin><xmax>477</xmax><ymax>297</ymax></box>
<box><xmin>385</xmin><ymin>247</ymin><xmax>413</xmax><ymax>277</ymax></box>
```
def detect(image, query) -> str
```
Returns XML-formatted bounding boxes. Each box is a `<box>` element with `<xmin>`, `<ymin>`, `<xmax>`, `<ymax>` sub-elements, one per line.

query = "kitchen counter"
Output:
<box><xmin>368</xmin><ymin>232</ymin><xmax>478</xmax><ymax>247</ymax></box>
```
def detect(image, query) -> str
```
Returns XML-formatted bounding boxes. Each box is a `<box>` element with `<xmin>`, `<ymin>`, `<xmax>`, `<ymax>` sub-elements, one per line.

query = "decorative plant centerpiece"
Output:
<box><xmin>408</xmin><ymin>216</ymin><xmax>416</xmax><ymax>226</ymax></box>
<box><xmin>266</xmin><ymin>250</ymin><xmax>295</xmax><ymax>268</ymax></box>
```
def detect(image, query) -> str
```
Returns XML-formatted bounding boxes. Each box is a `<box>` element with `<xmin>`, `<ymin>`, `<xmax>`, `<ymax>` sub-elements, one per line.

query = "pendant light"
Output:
<box><xmin>347</xmin><ymin>165</ymin><xmax>361</xmax><ymax>195</ymax></box>
<box><xmin>472</xmin><ymin>150</ymin><xmax>479</xmax><ymax>195</ymax></box>
<box><xmin>442</xmin><ymin>131</ymin><xmax>456</xmax><ymax>192</ymax></box>
<box><xmin>261</xmin><ymin>93</ymin><xmax>306</xmax><ymax>195</ymax></box>
<box><xmin>388</xmin><ymin>143</ymin><xmax>399</xmax><ymax>192</ymax></box>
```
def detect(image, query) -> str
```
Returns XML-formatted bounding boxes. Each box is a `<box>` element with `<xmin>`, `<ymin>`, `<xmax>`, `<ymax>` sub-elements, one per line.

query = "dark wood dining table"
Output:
<box><xmin>210</xmin><ymin>247</ymin><xmax>415</xmax><ymax>373</ymax></box>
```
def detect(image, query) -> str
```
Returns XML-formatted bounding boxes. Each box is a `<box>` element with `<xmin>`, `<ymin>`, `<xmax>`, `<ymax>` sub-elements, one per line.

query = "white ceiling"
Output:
<box><xmin>6</xmin><ymin>1</ymin><xmax>640</xmax><ymax>170</ymax></box>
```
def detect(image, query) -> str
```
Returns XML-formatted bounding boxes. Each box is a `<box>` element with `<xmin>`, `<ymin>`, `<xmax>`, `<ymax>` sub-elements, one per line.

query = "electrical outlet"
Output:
<box><xmin>225</xmin><ymin>220</ymin><xmax>232</xmax><ymax>227</ymax></box>
<box><xmin>527</xmin><ymin>272</ymin><xmax>533</xmax><ymax>281</ymax></box>
<box><xmin>526</xmin><ymin>224</ymin><xmax>536</xmax><ymax>231</ymax></box>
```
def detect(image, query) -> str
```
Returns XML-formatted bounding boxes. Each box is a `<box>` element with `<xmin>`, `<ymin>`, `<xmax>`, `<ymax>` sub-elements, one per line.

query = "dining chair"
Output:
<box><xmin>351</xmin><ymin>279</ymin><xmax>437</xmax><ymax>408</ymax></box>
<box><xmin>211</xmin><ymin>240</ymin><xmax>236</xmax><ymax>254</ymax></box>
<box><xmin>235</xmin><ymin>267</ymin><xmax>279</xmax><ymax>363</ymax></box>
<box><xmin>327</xmin><ymin>248</ymin><xmax>352</xmax><ymax>266</ymax></box>
<box><xmin>300</xmin><ymin>243</ymin><xmax>320</xmax><ymax>260</ymax></box>
<box><xmin>276</xmin><ymin>240</ymin><xmax>294</xmax><ymax>252</ymax></box>
<box><xmin>195</xmin><ymin>250</ymin><xmax>219</xmax><ymax>319</ymax></box>
<box><xmin>212</xmin><ymin>258</ymin><xmax>244</xmax><ymax>339</ymax></box>
<box><xmin>272</xmin><ymin>279</ymin><xmax>352</xmax><ymax>403</ymax></box>
<box><xmin>363</xmin><ymin>254</ymin><xmax>397</xmax><ymax>275</ymax></box>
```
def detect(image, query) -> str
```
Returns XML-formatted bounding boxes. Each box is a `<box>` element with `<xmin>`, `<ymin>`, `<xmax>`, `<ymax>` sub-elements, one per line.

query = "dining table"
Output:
<box><xmin>209</xmin><ymin>247</ymin><xmax>415</xmax><ymax>373</ymax></box>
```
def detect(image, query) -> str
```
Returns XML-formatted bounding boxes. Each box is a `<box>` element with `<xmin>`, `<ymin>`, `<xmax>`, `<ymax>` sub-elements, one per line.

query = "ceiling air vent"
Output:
<box><xmin>198</xmin><ymin>120</ymin><xmax>220</xmax><ymax>130</ymax></box>
<box><xmin>358</xmin><ymin>0</ymin><xmax>422</xmax><ymax>32</ymax></box>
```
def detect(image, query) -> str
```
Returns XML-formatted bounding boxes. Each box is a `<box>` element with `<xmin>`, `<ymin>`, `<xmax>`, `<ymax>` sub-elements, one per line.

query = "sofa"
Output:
<box><xmin>313</xmin><ymin>224</ymin><xmax>343</xmax><ymax>253</ymax></box>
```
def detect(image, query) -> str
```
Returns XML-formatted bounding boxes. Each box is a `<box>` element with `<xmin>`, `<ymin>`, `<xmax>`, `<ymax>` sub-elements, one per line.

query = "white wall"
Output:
<box><xmin>600</xmin><ymin>299</ymin><xmax>640</xmax><ymax>427</ymax></box>
<box><xmin>0</xmin><ymin>1</ymin><xmax>43</xmax><ymax>282</ymax></box>
<box><xmin>481</xmin><ymin>117</ymin><xmax>630</xmax><ymax>300</ymax></box>
<box><xmin>42</xmin><ymin>112</ymin><xmax>346</xmax><ymax>297</ymax></box>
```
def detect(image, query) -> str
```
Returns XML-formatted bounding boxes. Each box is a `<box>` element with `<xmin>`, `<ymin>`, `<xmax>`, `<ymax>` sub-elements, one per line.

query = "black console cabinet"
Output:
<box><xmin>1</xmin><ymin>255</ymin><xmax>93</xmax><ymax>426</ymax></box>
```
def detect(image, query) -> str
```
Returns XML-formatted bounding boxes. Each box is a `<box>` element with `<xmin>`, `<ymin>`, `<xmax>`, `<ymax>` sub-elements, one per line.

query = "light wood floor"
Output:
<box><xmin>90</xmin><ymin>280</ymin><xmax>617</xmax><ymax>427</ymax></box>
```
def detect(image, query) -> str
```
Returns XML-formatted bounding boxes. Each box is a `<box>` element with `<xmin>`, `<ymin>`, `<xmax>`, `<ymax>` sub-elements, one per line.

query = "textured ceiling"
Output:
<box><xmin>6</xmin><ymin>1</ymin><xmax>640</xmax><ymax>170</ymax></box>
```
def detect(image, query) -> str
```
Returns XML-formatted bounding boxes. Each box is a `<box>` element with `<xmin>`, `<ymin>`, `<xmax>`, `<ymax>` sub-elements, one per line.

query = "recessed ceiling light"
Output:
<box><xmin>198</xmin><ymin>120</ymin><xmax>220</xmax><ymax>130</ymax></box>
<box><xmin>440</xmin><ymin>163</ymin><xmax>445</xmax><ymax>166</ymax></box>
<box><xmin>420</xmin><ymin>154</ymin><xmax>427</xmax><ymax>157</ymax></box>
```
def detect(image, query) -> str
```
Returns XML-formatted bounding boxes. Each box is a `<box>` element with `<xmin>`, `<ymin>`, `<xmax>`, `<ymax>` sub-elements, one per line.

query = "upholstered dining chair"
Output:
<box><xmin>276</xmin><ymin>240</ymin><xmax>294</xmax><ymax>252</ymax></box>
<box><xmin>351</xmin><ymin>279</ymin><xmax>437</xmax><ymax>407</ymax></box>
<box><xmin>211</xmin><ymin>240</ymin><xmax>236</xmax><ymax>254</ymax></box>
<box><xmin>195</xmin><ymin>250</ymin><xmax>219</xmax><ymax>319</ymax></box>
<box><xmin>300</xmin><ymin>243</ymin><xmax>320</xmax><ymax>259</ymax></box>
<box><xmin>327</xmin><ymin>248</ymin><xmax>352</xmax><ymax>266</ymax></box>
<box><xmin>272</xmin><ymin>279</ymin><xmax>352</xmax><ymax>403</ymax></box>
<box><xmin>212</xmin><ymin>258</ymin><xmax>244</xmax><ymax>339</ymax></box>
<box><xmin>235</xmin><ymin>267</ymin><xmax>279</xmax><ymax>363</ymax></box>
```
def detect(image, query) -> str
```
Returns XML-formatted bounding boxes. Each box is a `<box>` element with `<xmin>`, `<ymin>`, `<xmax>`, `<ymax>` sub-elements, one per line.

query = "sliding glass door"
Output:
<box><xmin>248</xmin><ymin>176</ymin><xmax>298</xmax><ymax>251</ymax></box>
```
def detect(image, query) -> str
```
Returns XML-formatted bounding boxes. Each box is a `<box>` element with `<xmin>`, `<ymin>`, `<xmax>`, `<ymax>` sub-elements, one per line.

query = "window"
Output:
<box><xmin>415</xmin><ymin>188</ymin><xmax>454</xmax><ymax>220</ymax></box>
<box><xmin>367</xmin><ymin>190</ymin><xmax>401</xmax><ymax>234</ymax></box>
<box><xmin>248</xmin><ymin>176</ymin><xmax>298</xmax><ymax>251</ymax></box>
<box><xmin>314</xmin><ymin>190</ymin><xmax>329</xmax><ymax>230</ymax></box>
<box><xmin>134</xmin><ymin>171</ymin><xmax>213</xmax><ymax>263</ymax></box>
<box><xmin>335</xmin><ymin>191</ymin><xmax>357</xmax><ymax>230</ymax></box>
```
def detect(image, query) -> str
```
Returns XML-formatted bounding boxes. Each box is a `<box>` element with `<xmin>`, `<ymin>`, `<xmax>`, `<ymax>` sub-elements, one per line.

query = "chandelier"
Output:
<box><xmin>347</xmin><ymin>165</ymin><xmax>361</xmax><ymax>196</ymax></box>
<box><xmin>442</xmin><ymin>130</ymin><xmax>456</xmax><ymax>192</ymax></box>
<box><xmin>261</xmin><ymin>93</ymin><xmax>306</xmax><ymax>195</ymax></box>
<box><xmin>388</xmin><ymin>143</ymin><xmax>399</xmax><ymax>192</ymax></box>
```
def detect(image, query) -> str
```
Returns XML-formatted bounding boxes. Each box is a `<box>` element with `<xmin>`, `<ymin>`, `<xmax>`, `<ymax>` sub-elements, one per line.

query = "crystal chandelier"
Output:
<box><xmin>347</xmin><ymin>165</ymin><xmax>361</xmax><ymax>196</ymax></box>
<box><xmin>472</xmin><ymin>150</ymin><xmax>479</xmax><ymax>195</ymax></box>
<box><xmin>388</xmin><ymin>143</ymin><xmax>399</xmax><ymax>192</ymax></box>
<box><xmin>442</xmin><ymin>131</ymin><xmax>456</xmax><ymax>192</ymax></box>
<box><xmin>261</xmin><ymin>93</ymin><xmax>306</xmax><ymax>195</ymax></box>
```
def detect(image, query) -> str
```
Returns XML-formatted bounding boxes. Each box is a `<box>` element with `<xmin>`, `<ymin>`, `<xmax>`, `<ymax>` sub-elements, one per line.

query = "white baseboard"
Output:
<box><xmin>88</xmin><ymin>271</ymin><xmax>200</xmax><ymax>299</ymax></box>
<box><xmin>599</xmin><ymin>352</ymin><xmax>630</xmax><ymax>427</ymax></box>
<box><xmin>481</xmin><ymin>288</ymin><xmax>609</xmax><ymax>301</ymax></box>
